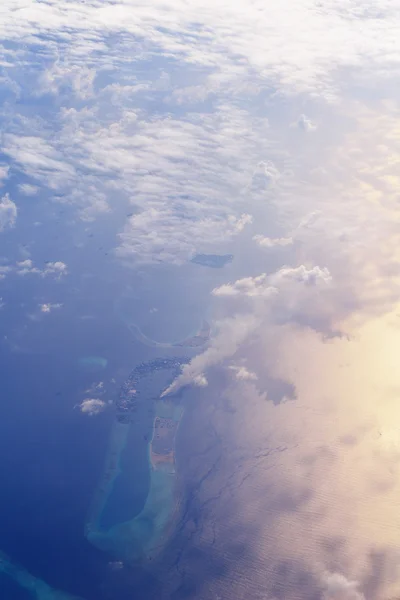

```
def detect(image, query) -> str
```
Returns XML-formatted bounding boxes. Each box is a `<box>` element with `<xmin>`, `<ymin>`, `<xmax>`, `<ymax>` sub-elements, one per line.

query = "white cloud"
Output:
<box><xmin>193</xmin><ymin>374</ymin><xmax>208</xmax><ymax>387</ymax></box>
<box><xmin>39</xmin><ymin>303</ymin><xmax>63</xmax><ymax>313</ymax></box>
<box><xmin>17</xmin><ymin>259</ymin><xmax>33</xmax><ymax>269</ymax></box>
<box><xmin>164</xmin><ymin>264</ymin><xmax>332</xmax><ymax>395</ymax></box>
<box><xmin>253</xmin><ymin>235</ymin><xmax>293</xmax><ymax>248</ymax></box>
<box><xmin>0</xmin><ymin>193</ymin><xmax>17</xmax><ymax>231</ymax></box>
<box><xmin>15</xmin><ymin>259</ymin><xmax>67</xmax><ymax>278</ymax></box>
<box><xmin>250</xmin><ymin>161</ymin><xmax>281</xmax><ymax>191</ymax></box>
<box><xmin>18</xmin><ymin>184</ymin><xmax>39</xmax><ymax>196</ymax></box>
<box><xmin>228</xmin><ymin>365</ymin><xmax>258</xmax><ymax>381</ymax></box>
<box><xmin>1</xmin><ymin>0</ymin><xmax>400</xmax><ymax>101</ymax></box>
<box><xmin>77</xmin><ymin>398</ymin><xmax>106</xmax><ymax>416</ymax></box>
<box><xmin>0</xmin><ymin>165</ymin><xmax>9</xmax><ymax>185</ymax></box>
<box><xmin>230</xmin><ymin>213</ymin><xmax>253</xmax><ymax>232</ymax></box>
<box><xmin>211</xmin><ymin>267</ymin><xmax>329</xmax><ymax>303</ymax></box>
<box><xmin>38</xmin><ymin>61</ymin><xmax>96</xmax><ymax>100</ymax></box>
<box><xmin>42</xmin><ymin>261</ymin><xmax>68</xmax><ymax>278</ymax></box>
<box><xmin>269</xmin><ymin>265</ymin><xmax>332</xmax><ymax>287</ymax></box>
<box><xmin>212</xmin><ymin>265</ymin><xmax>331</xmax><ymax>298</ymax></box>
<box><xmin>162</xmin><ymin>314</ymin><xmax>260</xmax><ymax>396</ymax></box>
<box><xmin>321</xmin><ymin>573</ymin><xmax>365</xmax><ymax>600</ymax></box>
<box><xmin>296</xmin><ymin>114</ymin><xmax>317</xmax><ymax>131</ymax></box>
<box><xmin>212</xmin><ymin>274</ymin><xmax>277</xmax><ymax>299</ymax></box>
<box><xmin>0</xmin><ymin>265</ymin><xmax>12</xmax><ymax>280</ymax></box>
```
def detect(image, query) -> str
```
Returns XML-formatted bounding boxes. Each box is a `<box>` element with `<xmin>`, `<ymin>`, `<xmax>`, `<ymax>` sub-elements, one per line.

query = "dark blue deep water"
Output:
<box><xmin>0</xmin><ymin>297</ymin><xmax>151</xmax><ymax>599</ymax></box>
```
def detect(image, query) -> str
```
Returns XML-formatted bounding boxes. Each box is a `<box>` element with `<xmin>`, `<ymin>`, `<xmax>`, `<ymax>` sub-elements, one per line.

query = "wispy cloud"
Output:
<box><xmin>253</xmin><ymin>235</ymin><xmax>293</xmax><ymax>249</ymax></box>
<box><xmin>0</xmin><ymin>194</ymin><xmax>17</xmax><ymax>231</ymax></box>
<box><xmin>18</xmin><ymin>184</ymin><xmax>39</xmax><ymax>196</ymax></box>
<box><xmin>0</xmin><ymin>165</ymin><xmax>9</xmax><ymax>186</ymax></box>
<box><xmin>39</xmin><ymin>303</ymin><xmax>63</xmax><ymax>313</ymax></box>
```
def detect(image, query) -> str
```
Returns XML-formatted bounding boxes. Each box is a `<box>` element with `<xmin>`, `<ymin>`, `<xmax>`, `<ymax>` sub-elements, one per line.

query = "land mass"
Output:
<box><xmin>190</xmin><ymin>253</ymin><xmax>233</xmax><ymax>268</ymax></box>
<box><xmin>86</xmin><ymin>357</ymin><xmax>188</xmax><ymax>563</ymax></box>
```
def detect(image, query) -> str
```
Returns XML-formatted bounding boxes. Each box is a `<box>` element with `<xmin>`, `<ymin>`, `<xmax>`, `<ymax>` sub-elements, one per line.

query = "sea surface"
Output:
<box><xmin>0</xmin><ymin>264</ymin><xmax>217</xmax><ymax>599</ymax></box>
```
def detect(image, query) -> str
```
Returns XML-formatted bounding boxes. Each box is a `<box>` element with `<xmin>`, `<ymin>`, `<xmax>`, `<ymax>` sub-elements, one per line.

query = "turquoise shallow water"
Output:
<box><xmin>86</xmin><ymin>400</ymin><xmax>183</xmax><ymax>563</ymax></box>
<box><xmin>99</xmin><ymin>414</ymin><xmax>152</xmax><ymax>530</ymax></box>
<box><xmin>79</xmin><ymin>356</ymin><xmax>108</xmax><ymax>370</ymax></box>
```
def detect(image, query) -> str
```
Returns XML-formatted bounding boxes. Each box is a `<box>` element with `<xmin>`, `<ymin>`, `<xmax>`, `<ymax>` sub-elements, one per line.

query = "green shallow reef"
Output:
<box><xmin>85</xmin><ymin>363</ymin><xmax>185</xmax><ymax>563</ymax></box>
<box><xmin>79</xmin><ymin>356</ymin><xmax>108</xmax><ymax>370</ymax></box>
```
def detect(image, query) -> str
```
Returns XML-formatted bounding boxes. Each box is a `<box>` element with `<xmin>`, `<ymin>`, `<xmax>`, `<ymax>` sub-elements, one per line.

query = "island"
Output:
<box><xmin>190</xmin><ymin>253</ymin><xmax>233</xmax><ymax>268</ymax></box>
<box><xmin>85</xmin><ymin>357</ymin><xmax>189</xmax><ymax>562</ymax></box>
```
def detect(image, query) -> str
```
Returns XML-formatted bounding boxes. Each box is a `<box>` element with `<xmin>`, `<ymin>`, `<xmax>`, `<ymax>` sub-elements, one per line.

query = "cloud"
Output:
<box><xmin>15</xmin><ymin>259</ymin><xmax>67</xmax><ymax>278</ymax></box>
<box><xmin>296</xmin><ymin>114</ymin><xmax>317</xmax><ymax>132</ymax></box>
<box><xmin>212</xmin><ymin>265</ymin><xmax>332</xmax><ymax>298</ymax></box>
<box><xmin>37</xmin><ymin>61</ymin><xmax>96</xmax><ymax>100</ymax></box>
<box><xmin>253</xmin><ymin>235</ymin><xmax>293</xmax><ymax>248</ymax></box>
<box><xmin>1</xmin><ymin>0</ymin><xmax>399</xmax><ymax>102</ymax></box>
<box><xmin>0</xmin><ymin>193</ymin><xmax>17</xmax><ymax>231</ymax></box>
<box><xmin>193</xmin><ymin>374</ymin><xmax>208</xmax><ymax>387</ymax></box>
<box><xmin>231</xmin><ymin>213</ymin><xmax>253</xmax><ymax>232</ymax></box>
<box><xmin>16</xmin><ymin>259</ymin><xmax>40</xmax><ymax>276</ymax></box>
<box><xmin>228</xmin><ymin>365</ymin><xmax>258</xmax><ymax>381</ymax></box>
<box><xmin>164</xmin><ymin>264</ymin><xmax>332</xmax><ymax>395</ymax></box>
<box><xmin>77</xmin><ymin>398</ymin><xmax>106</xmax><ymax>416</ymax></box>
<box><xmin>42</xmin><ymin>261</ymin><xmax>68</xmax><ymax>278</ymax></box>
<box><xmin>18</xmin><ymin>184</ymin><xmax>39</xmax><ymax>196</ymax></box>
<box><xmin>39</xmin><ymin>303</ymin><xmax>63</xmax><ymax>313</ymax></box>
<box><xmin>321</xmin><ymin>573</ymin><xmax>365</xmax><ymax>600</ymax></box>
<box><xmin>0</xmin><ymin>266</ymin><xmax>12</xmax><ymax>280</ymax></box>
<box><xmin>250</xmin><ymin>161</ymin><xmax>281</xmax><ymax>191</ymax></box>
<box><xmin>212</xmin><ymin>274</ymin><xmax>278</xmax><ymax>299</ymax></box>
<box><xmin>0</xmin><ymin>165</ymin><xmax>9</xmax><ymax>185</ymax></box>
<box><xmin>162</xmin><ymin>314</ymin><xmax>260</xmax><ymax>396</ymax></box>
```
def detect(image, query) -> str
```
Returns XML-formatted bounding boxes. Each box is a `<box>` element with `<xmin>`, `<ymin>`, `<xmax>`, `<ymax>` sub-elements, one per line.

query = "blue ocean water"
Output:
<box><xmin>99</xmin><ymin>408</ymin><xmax>153</xmax><ymax>531</ymax></box>
<box><xmin>0</xmin><ymin>257</ymin><xmax>210</xmax><ymax>599</ymax></box>
<box><xmin>0</xmin><ymin>295</ymin><xmax>150</xmax><ymax>599</ymax></box>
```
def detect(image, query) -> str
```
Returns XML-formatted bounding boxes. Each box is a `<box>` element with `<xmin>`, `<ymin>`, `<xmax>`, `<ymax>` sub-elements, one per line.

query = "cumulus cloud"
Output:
<box><xmin>161</xmin><ymin>314</ymin><xmax>260</xmax><ymax>396</ymax></box>
<box><xmin>228</xmin><ymin>365</ymin><xmax>258</xmax><ymax>381</ymax></box>
<box><xmin>250</xmin><ymin>161</ymin><xmax>281</xmax><ymax>191</ymax></box>
<box><xmin>15</xmin><ymin>259</ymin><xmax>67</xmax><ymax>278</ymax></box>
<box><xmin>253</xmin><ymin>235</ymin><xmax>293</xmax><ymax>248</ymax></box>
<box><xmin>77</xmin><ymin>398</ymin><xmax>106</xmax><ymax>416</ymax></box>
<box><xmin>164</xmin><ymin>264</ymin><xmax>332</xmax><ymax>395</ymax></box>
<box><xmin>42</xmin><ymin>261</ymin><xmax>68</xmax><ymax>278</ymax></box>
<box><xmin>0</xmin><ymin>0</ymin><xmax>400</xmax><ymax>103</ymax></box>
<box><xmin>212</xmin><ymin>265</ymin><xmax>332</xmax><ymax>298</ymax></box>
<box><xmin>16</xmin><ymin>259</ymin><xmax>41</xmax><ymax>276</ymax></box>
<box><xmin>212</xmin><ymin>274</ymin><xmax>278</xmax><ymax>299</ymax></box>
<box><xmin>39</xmin><ymin>303</ymin><xmax>63</xmax><ymax>313</ymax></box>
<box><xmin>0</xmin><ymin>193</ymin><xmax>17</xmax><ymax>231</ymax></box>
<box><xmin>321</xmin><ymin>573</ymin><xmax>365</xmax><ymax>600</ymax></box>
